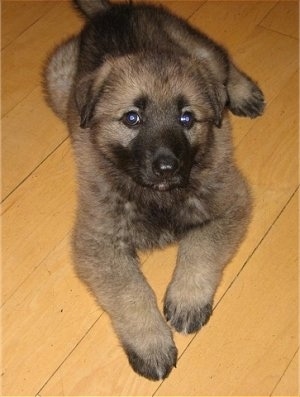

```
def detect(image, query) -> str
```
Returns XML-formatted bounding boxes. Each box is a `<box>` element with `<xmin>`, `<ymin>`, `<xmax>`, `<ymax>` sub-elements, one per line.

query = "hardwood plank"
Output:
<box><xmin>157</xmin><ymin>191</ymin><xmax>298</xmax><ymax>396</ymax></box>
<box><xmin>271</xmin><ymin>351</ymin><xmax>299</xmax><ymax>396</ymax></box>
<box><xmin>1</xmin><ymin>0</ymin><xmax>55</xmax><ymax>49</ymax></box>
<box><xmin>189</xmin><ymin>1</ymin><xmax>276</xmax><ymax>50</ymax></box>
<box><xmin>223</xmin><ymin>71</ymin><xmax>298</xmax><ymax>295</ymax></box>
<box><xmin>236</xmin><ymin>72</ymin><xmax>298</xmax><ymax>191</ymax></box>
<box><xmin>2</xmin><ymin>85</ymin><xmax>67</xmax><ymax>199</ymax></box>
<box><xmin>107</xmin><ymin>0</ymin><xmax>203</xmax><ymax>19</ymax></box>
<box><xmin>233</xmin><ymin>28</ymin><xmax>298</xmax><ymax>107</ymax></box>
<box><xmin>2</xmin><ymin>140</ymin><xmax>76</xmax><ymax>303</ymax></box>
<box><xmin>2</xmin><ymin>1</ymin><xmax>82</xmax><ymax>116</ymax></box>
<box><xmin>177</xmin><ymin>68</ymin><xmax>297</xmax><ymax>321</ymax></box>
<box><xmin>260</xmin><ymin>1</ymin><xmax>299</xmax><ymax>39</ymax></box>
<box><xmin>148</xmin><ymin>1</ymin><xmax>204</xmax><ymax>19</ymax></box>
<box><xmin>230</xmin><ymin>27</ymin><xmax>298</xmax><ymax>146</ymax></box>
<box><xmin>2</xmin><ymin>237</ymin><xmax>102</xmax><ymax>396</ymax></box>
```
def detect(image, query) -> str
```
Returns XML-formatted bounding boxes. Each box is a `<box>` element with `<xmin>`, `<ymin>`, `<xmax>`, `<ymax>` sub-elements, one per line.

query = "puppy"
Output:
<box><xmin>44</xmin><ymin>0</ymin><xmax>264</xmax><ymax>381</ymax></box>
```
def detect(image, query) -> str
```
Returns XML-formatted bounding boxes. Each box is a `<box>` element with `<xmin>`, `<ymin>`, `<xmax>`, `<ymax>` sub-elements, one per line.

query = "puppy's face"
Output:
<box><xmin>77</xmin><ymin>54</ymin><xmax>227</xmax><ymax>191</ymax></box>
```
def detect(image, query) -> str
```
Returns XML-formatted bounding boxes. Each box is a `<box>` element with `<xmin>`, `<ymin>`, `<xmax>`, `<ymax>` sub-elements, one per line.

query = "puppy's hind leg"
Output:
<box><xmin>43</xmin><ymin>36</ymin><xmax>79</xmax><ymax>121</ymax></box>
<box><xmin>227</xmin><ymin>62</ymin><xmax>265</xmax><ymax>118</ymax></box>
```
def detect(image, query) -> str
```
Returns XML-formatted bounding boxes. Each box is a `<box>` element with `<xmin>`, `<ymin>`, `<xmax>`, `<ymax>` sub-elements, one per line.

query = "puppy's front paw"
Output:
<box><xmin>163</xmin><ymin>298</ymin><xmax>213</xmax><ymax>334</ymax></box>
<box><xmin>124</xmin><ymin>339</ymin><xmax>177</xmax><ymax>381</ymax></box>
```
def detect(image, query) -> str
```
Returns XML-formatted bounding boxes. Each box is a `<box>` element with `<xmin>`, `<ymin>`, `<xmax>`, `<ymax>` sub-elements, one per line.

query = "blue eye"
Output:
<box><xmin>180</xmin><ymin>111</ymin><xmax>194</xmax><ymax>128</ymax></box>
<box><xmin>123</xmin><ymin>111</ymin><xmax>141</xmax><ymax>127</ymax></box>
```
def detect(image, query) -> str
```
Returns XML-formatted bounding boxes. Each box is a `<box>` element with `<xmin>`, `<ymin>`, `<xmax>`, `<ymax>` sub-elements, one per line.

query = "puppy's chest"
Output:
<box><xmin>122</xmin><ymin>196</ymin><xmax>210</xmax><ymax>249</ymax></box>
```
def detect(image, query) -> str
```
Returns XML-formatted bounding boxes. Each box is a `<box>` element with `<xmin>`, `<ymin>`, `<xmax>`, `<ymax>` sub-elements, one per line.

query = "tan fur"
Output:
<box><xmin>44</xmin><ymin>0</ymin><xmax>263</xmax><ymax>381</ymax></box>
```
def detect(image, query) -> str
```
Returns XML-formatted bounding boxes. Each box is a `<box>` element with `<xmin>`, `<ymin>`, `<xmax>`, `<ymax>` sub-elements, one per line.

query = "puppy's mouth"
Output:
<box><xmin>153</xmin><ymin>181</ymin><xmax>173</xmax><ymax>191</ymax></box>
<box><xmin>138</xmin><ymin>167</ymin><xmax>190</xmax><ymax>192</ymax></box>
<box><xmin>151</xmin><ymin>181</ymin><xmax>181</xmax><ymax>191</ymax></box>
<box><xmin>147</xmin><ymin>176</ymin><xmax>189</xmax><ymax>192</ymax></box>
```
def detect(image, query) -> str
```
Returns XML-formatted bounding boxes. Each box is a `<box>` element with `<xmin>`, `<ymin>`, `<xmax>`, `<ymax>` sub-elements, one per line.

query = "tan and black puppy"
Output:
<box><xmin>44</xmin><ymin>0</ymin><xmax>264</xmax><ymax>381</ymax></box>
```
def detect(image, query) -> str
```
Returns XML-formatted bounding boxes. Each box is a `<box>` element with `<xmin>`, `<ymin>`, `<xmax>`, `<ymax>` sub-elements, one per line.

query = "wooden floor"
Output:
<box><xmin>1</xmin><ymin>1</ymin><xmax>299</xmax><ymax>395</ymax></box>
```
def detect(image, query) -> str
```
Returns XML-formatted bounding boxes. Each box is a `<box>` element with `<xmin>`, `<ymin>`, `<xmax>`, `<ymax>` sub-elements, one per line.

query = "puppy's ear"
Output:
<box><xmin>75</xmin><ymin>76</ymin><xmax>97</xmax><ymax>129</ymax></box>
<box><xmin>75</xmin><ymin>62</ymin><xmax>112</xmax><ymax>129</ymax></box>
<box><xmin>206</xmin><ymin>81</ymin><xmax>228</xmax><ymax>128</ymax></box>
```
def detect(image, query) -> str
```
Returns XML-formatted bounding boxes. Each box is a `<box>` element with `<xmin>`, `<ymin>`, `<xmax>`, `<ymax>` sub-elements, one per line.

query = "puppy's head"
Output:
<box><xmin>75</xmin><ymin>53</ymin><xmax>227</xmax><ymax>191</ymax></box>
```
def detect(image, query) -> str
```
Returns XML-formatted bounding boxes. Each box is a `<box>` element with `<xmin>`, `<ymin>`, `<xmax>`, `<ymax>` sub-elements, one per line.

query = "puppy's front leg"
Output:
<box><xmin>73</xmin><ymin>234</ymin><xmax>177</xmax><ymax>380</ymax></box>
<box><xmin>164</xmin><ymin>196</ymin><xmax>251</xmax><ymax>334</ymax></box>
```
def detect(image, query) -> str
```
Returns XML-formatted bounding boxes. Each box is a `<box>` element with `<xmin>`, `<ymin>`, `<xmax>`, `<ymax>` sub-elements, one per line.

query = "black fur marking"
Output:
<box><xmin>134</xmin><ymin>95</ymin><xmax>148</xmax><ymax>111</ymax></box>
<box><xmin>78</xmin><ymin>5</ymin><xmax>140</xmax><ymax>74</ymax></box>
<box><xmin>177</xmin><ymin>95</ymin><xmax>190</xmax><ymax>112</ymax></box>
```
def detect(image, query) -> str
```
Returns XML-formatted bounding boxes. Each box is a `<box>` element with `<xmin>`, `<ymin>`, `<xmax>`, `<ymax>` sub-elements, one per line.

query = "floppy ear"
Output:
<box><xmin>75</xmin><ymin>76</ymin><xmax>98</xmax><ymax>128</ymax></box>
<box><xmin>75</xmin><ymin>62</ymin><xmax>112</xmax><ymax>129</ymax></box>
<box><xmin>206</xmin><ymin>81</ymin><xmax>228</xmax><ymax>128</ymax></box>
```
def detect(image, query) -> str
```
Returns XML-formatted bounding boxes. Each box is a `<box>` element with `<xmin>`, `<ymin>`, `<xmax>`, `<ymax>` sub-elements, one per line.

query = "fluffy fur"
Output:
<box><xmin>44</xmin><ymin>0</ymin><xmax>264</xmax><ymax>381</ymax></box>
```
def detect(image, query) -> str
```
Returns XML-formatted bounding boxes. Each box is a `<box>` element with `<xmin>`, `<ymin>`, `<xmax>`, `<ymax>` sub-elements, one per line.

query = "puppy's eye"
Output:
<box><xmin>122</xmin><ymin>111</ymin><xmax>141</xmax><ymax>127</ymax></box>
<box><xmin>180</xmin><ymin>111</ymin><xmax>194</xmax><ymax>129</ymax></box>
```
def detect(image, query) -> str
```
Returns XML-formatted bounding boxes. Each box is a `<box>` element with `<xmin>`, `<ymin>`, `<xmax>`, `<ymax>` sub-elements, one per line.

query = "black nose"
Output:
<box><xmin>152</xmin><ymin>149</ymin><xmax>179</xmax><ymax>178</ymax></box>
